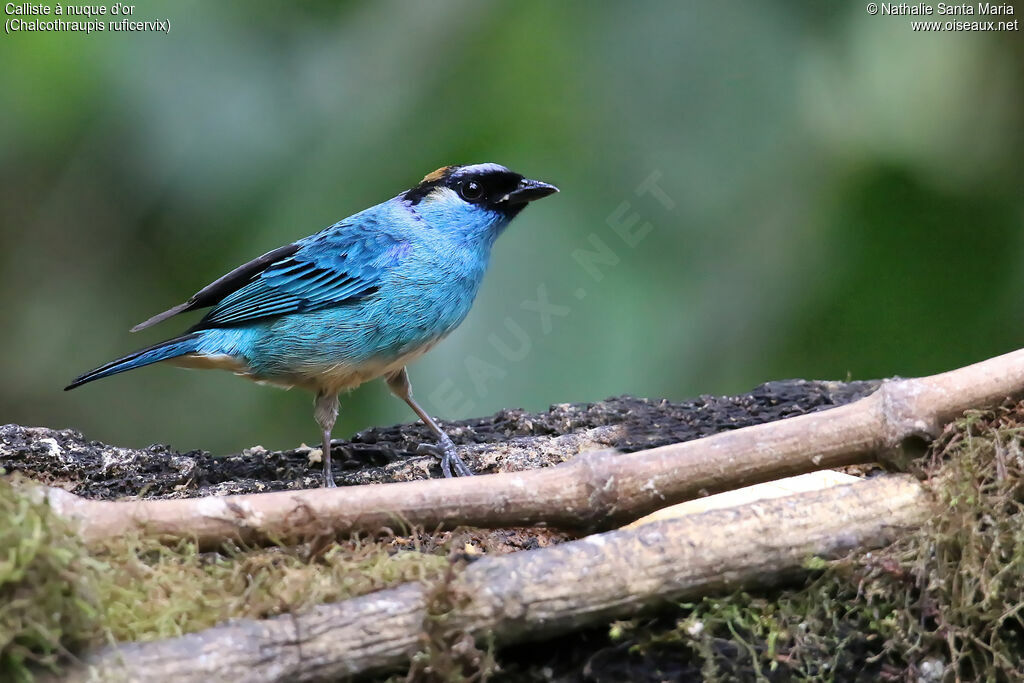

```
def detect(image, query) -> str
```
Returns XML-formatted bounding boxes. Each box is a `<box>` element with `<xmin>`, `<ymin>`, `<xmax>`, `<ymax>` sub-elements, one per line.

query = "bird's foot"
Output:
<box><xmin>416</xmin><ymin>435</ymin><xmax>473</xmax><ymax>478</ymax></box>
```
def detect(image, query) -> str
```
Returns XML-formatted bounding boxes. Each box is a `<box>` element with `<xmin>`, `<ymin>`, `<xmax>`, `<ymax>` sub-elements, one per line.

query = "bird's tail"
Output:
<box><xmin>65</xmin><ymin>332</ymin><xmax>203</xmax><ymax>391</ymax></box>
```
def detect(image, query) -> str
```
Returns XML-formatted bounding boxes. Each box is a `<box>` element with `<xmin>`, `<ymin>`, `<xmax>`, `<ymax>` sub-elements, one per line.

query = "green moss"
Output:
<box><xmin>406</xmin><ymin>559</ymin><xmax>497</xmax><ymax>682</ymax></box>
<box><xmin>613</xmin><ymin>401</ymin><xmax>1024</xmax><ymax>681</ymax></box>
<box><xmin>94</xmin><ymin>536</ymin><xmax>451</xmax><ymax>643</ymax></box>
<box><xmin>0</xmin><ymin>479</ymin><xmax>453</xmax><ymax>680</ymax></box>
<box><xmin>0</xmin><ymin>477</ymin><xmax>101</xmax><ymax>681</ymax></box>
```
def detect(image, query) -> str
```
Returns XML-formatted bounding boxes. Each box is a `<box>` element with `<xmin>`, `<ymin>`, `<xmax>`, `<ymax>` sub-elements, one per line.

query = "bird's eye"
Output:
<box><xmin>459</xmin><ymin>180</ymin><xmax>484</xmax><ymax>202</ymax></box>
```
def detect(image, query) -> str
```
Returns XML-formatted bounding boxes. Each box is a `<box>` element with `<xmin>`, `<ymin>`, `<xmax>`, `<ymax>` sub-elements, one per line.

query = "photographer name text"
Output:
<box><xmin>879</xmin><ymin>2</ymin><xmax>1012</xmax><ymax>15</ymax></box>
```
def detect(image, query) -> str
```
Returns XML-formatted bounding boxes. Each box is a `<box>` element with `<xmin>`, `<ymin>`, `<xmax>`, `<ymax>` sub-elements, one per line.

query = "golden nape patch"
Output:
<box><xmin>421</xmin><ymin>166</ymin><xmax>454</xmax><ymax>183</ymax></box>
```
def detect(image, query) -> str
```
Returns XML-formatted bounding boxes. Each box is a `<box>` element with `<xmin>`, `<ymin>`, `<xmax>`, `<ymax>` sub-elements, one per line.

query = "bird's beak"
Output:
<box><xmin>502</xmin><ymin>178</ymin><xmax>559</xmax><ymax>206</ymax></box>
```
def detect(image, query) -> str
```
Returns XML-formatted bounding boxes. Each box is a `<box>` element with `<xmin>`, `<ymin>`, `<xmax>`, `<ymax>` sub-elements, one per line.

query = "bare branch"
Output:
<box><xmin>64</xmin><ymin>475</ymin><xmax>934</xmax><ymax>681</ymax></box>
<box><xmin>36</xmin><ymin>348</ymin><xmax>1024</xmax><ymax>548</ymax></box>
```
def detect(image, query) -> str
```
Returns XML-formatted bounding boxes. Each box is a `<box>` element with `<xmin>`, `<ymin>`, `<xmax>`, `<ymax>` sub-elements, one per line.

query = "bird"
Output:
<box><xmin>65</xmin><ymin>163</ymin><xmax>558</xmax><ymax>487</ymax></box>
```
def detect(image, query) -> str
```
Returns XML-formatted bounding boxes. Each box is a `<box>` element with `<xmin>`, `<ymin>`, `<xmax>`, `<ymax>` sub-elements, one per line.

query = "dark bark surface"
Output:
<box><xmin>2</xmin><ymin>380</ymin><xmax>877</xmax><ymax>501</ymax></box>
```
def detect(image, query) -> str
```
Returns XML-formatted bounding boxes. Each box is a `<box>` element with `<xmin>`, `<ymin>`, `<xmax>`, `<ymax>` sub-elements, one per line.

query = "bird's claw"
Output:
<box><xmin>415</xmin><ymin>438</ymin><xmax>473</xmax><ymax>478</ymax></box>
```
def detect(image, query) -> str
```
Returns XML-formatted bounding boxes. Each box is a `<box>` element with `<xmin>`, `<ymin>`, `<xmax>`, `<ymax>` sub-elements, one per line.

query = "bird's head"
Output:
<box><xmin>402</xmin><ymin>163</ymin><xmax>558</xmax><ymax>239</ymax></box>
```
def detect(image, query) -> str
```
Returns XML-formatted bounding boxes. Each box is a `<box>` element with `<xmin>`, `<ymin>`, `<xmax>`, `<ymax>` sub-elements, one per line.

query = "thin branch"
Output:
<box><xmin>37</xmin><ymin>348</ymin><xmax>1024</xmax><ymax>548</ymax></box>
<box><xmin>64</xmin><ymin>475</ymin><xmax>934</xmax><ymax>681</ymax></box>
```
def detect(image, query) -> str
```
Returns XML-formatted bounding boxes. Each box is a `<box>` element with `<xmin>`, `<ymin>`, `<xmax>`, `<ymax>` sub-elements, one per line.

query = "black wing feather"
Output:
<box><xmin>130</xmin><ymin>243</ymin><xmax>300</xmax><ymax>332</ymax></box>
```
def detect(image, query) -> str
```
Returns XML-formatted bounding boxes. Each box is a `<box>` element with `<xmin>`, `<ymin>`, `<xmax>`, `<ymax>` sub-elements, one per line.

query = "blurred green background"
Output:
<box><xmin>2</xmin><ymin>1</ymin><xmax>1022</xmax><ymax>454</ymax></box>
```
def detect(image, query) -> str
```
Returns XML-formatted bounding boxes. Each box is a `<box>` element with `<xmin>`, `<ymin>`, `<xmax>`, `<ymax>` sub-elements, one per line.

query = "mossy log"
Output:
<box><xmin>10</xmin><ymin>349</ymin><xmax>1024</xmax><ymax>680</ymax></box>
<box><xmin>65</xmin><ymin>475</ymin><xmax>933</xmax><ymax>681</ymax></box>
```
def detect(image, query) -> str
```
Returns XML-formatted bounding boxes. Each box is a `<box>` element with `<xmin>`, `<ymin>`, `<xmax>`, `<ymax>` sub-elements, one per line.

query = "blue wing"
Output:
<box><xmin>132</xmin><ymin>220</ymin><xmax>408</xmax><ymax>332</ymax></box>
<box><xmin>190</xmin><ymin>226</ymin><xmax>407</xmax><ymax>330</ymax></box>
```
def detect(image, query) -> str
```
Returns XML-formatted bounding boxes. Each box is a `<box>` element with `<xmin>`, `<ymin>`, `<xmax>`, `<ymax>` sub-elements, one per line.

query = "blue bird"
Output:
<box><xmin>66</xmin><ymin>164</ymin><xmax>558</xmax><ymax>487</ymax></box>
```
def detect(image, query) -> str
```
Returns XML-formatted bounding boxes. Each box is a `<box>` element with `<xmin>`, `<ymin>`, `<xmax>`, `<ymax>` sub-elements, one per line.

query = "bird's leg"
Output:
<box><xmin>385</xmin><ymin>367</ymin><xmax>473</xmax><ymax>478</ymax></box>
<box><xmin>313</xmin><ymin>390</ymin><xmax>340</xmax><ymax>488</ymax></box>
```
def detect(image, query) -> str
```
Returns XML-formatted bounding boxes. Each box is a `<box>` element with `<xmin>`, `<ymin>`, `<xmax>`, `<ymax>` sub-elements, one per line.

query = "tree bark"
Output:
<box><xmin>64</xmin><ymin>475</ymin><xmax>933</xmax><ymax>682</ymax></box>
<box><xmin>37</xmin><ymin>348</ymin><xmax>1024</xmax><ymax>548</ymax></box>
